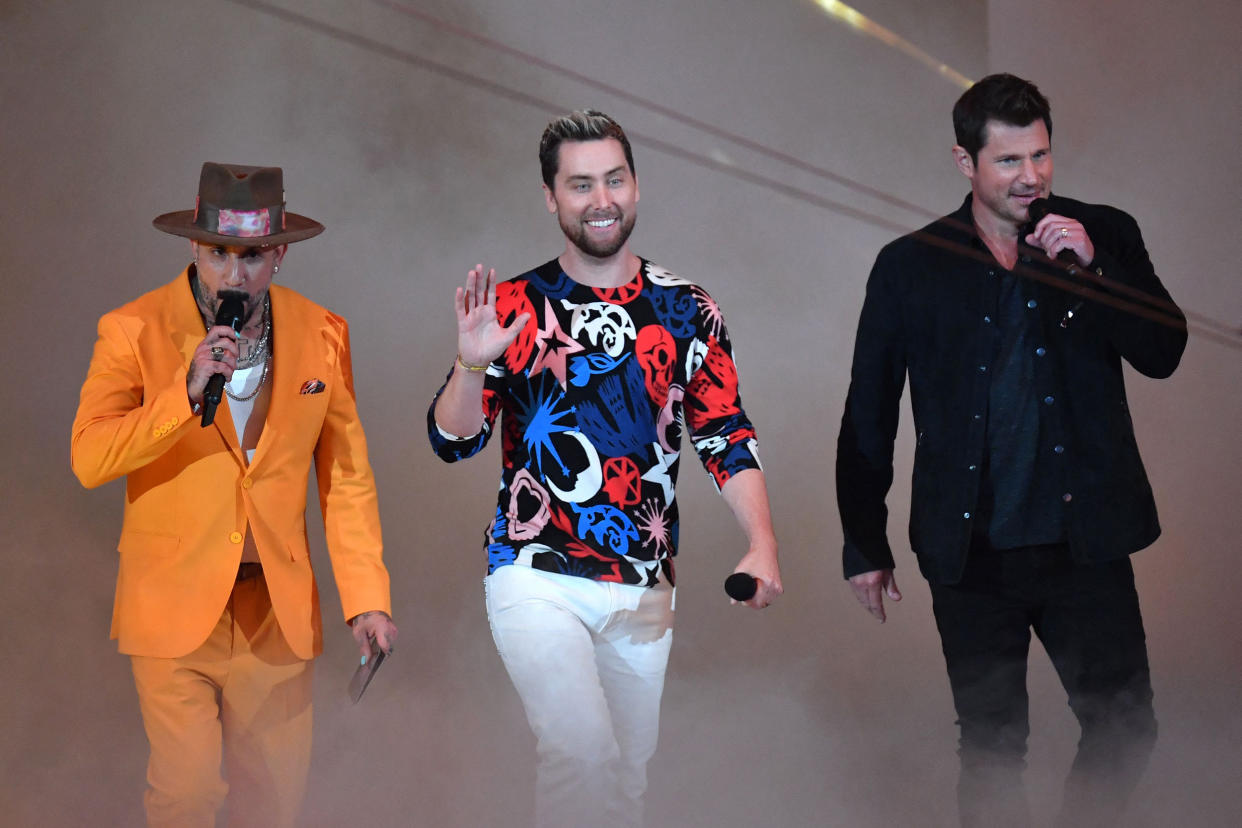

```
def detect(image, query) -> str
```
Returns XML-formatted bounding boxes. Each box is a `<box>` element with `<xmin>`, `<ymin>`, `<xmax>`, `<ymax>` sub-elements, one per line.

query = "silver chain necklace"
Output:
<box><xmin>226</xmin><ymin>296</ymin><xmax>271</xmax><ymax>400</ymax></box>
<box><xmin>226</xmin><ymin>349</ymin><xmax>271</xmax><ymax>402</ymax></box>
<box><xmin>237</xmin><ymin>300</ymin><xmax>272</xmax><ymax>369</ymax></box>
<box><xmin>193</xmin><ymin>276</ymin><xmax>273</xmax><ymax>401</ymax></box>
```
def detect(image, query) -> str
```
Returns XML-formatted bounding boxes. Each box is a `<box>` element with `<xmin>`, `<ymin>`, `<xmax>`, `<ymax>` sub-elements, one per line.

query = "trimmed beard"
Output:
<box><xmin>559</xmin><ymin>210</ymin><xmax>637</xmax><ymax>260</ymax></box>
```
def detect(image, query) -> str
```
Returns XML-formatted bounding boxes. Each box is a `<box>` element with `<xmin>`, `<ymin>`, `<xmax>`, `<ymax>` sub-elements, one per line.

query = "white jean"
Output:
<box><xmin>485</xmin><ymin>564</ymin><xmax>675</xmax><ymax>828</ymax></box>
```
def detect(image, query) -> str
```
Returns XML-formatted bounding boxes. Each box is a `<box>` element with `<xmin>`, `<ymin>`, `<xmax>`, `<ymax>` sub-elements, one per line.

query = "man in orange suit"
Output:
<box><xmin>71</xmin><ymin>162</ymin><xmax>398</xmax><ymax>827</ymax></box>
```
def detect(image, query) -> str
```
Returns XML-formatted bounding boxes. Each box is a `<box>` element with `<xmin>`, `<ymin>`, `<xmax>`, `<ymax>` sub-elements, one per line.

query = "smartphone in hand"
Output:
<box><xmin>348</xmin><ymin>636</ymin><xmax>388</xmax><ymax>704</ymax></box>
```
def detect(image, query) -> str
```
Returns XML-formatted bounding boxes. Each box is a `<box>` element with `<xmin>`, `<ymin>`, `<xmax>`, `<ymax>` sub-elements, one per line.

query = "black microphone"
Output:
<box><xmin>1028</xmin><ymin>198</ymin><xmax>1079</xmax><ymax>268</ymax></box>
<box><xmin>1029</xmin><ymin>198</ymin><xmax>1088</xmax><ymax>327</ymax></box>
<box><xmin>724</xmin><ymin>572</ymin><xmax>758</xmax><ymax>602</ymax></box>
<box><xmin>200</xmin><ymin>294</ymin><xmax>247</xmax><ymax>427</ymax></box>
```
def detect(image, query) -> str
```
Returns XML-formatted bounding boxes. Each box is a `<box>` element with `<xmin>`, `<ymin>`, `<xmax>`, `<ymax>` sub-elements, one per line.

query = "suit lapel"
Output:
<box><xmin>249</xmin><ymin>285</ymin><xmax>313</xmax><ymax>470</ymax></box>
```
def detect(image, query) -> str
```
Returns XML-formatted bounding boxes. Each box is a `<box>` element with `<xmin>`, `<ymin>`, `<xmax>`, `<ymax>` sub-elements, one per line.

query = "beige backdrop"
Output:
<box><xmin>2</xmin><ymin>1</ymin><xmax>1238</xmax><ymax>825</ymax></box>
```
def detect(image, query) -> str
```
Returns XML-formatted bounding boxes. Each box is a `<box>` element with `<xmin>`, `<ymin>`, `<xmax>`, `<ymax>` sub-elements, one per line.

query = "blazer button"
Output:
<box><xmin>170</xmin><ymin>417</ymin><xmax>179</xmax><ymax>426</ymax></box>
<box><xmin>242</xmin><ymin>477</ymin><xmax>254</xmax><ymax>490</ymax></box>
<box><xmin>229</xmin><ymin>531</ymin><xmax>243</xmax><ymax>544</ymax></box>
<box><xmin>152</xmin><ymin>428</ymin><xmax>162</xmax><ymax>438</ymax></box>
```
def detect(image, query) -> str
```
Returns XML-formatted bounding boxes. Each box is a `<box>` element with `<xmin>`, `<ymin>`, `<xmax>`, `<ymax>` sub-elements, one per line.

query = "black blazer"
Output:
<box><xmin>837</xmin><ymin>194</ymin><xmax>1186</xmax><ymax>585</ymax></box>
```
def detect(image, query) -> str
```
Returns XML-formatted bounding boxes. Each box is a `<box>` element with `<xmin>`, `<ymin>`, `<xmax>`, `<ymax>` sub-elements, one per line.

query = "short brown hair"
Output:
<box><xmin>538</xmin><ymin>110</ymin><xmax>635</xmax><ymax>188</ymax></box>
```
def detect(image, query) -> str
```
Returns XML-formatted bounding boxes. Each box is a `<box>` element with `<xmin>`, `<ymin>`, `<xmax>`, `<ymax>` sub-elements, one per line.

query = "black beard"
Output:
<box><xmin>561</xmin><ymin>211</ymin><xmax>637</xmax><ymax>260</ymax></box>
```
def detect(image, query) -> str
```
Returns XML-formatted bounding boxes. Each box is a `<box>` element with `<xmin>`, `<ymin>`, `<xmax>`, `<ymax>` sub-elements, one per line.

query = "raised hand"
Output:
<box><xmin>1026</xmin><ymin>213</ymin><xmax>1095</xmax><ymax>267</ymax></box>
<box><xmin>456</xmin><ymin>264</ymin><xmax>530</xmax><ymax>369</ymax></box>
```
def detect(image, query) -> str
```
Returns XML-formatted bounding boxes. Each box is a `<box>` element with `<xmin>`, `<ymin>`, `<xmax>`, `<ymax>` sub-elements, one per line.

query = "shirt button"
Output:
<box><xmin>963</xmin><ymin>512</ymin><xmax>972</xmax><ymax>519</ymax></box>
<box><xmin>968</xmin><ymin>464</ymin><xmax>978</xmax><ymax>471</ymax></box>
<box><xmin>1054</xmin><ymin>445</ymin><xmax>1065</xmax><ymax>454</ymax></box>
<box><xmin>978</xmin><ymin>365</ymin><xmax>988</xmax><ymax>373</ymax></box>
<box><xmin>1027</xmin><ymin>299</ymin><xmax>1038</xmax><ymax>309</ymax></box>
<box><xmin>1020</xmin><ymin>255</ymin><xmax>1032</xmax><ymax>264</ymax></box>
<box><xmin>242</xmin><ymin>477</ymin><xmax>254</xmax><ymax>490</ymax></box>
<box><xmin>984</xmin><ymin>315</ymin><xmax>992</xmax><ymax>324</ymax></box>
<box><xmin>1043</xmin><ymin>395</ymin><xmax>1055</xmax><ymax>405</ymax></box>
<box><xmin>1035</xmin><ymin>347</ymin><xmax>1046</xmax><ymax>356</ymax></box>
<box><xmin>973</xmin><ymin>413</ymin><xmax>982</xmax><ymax>420</ymax></box>
<box><xmin>1062</xmin><ymin>493</ymin><xmax>1073</xmax><ymax>503</ymax></box>
<box><xmin>229</xmin><ymin>531</ymin><xmax>243</xmax><ymax>544</ymax></box>
<box><xmin>988</xmin><ymin>270</ymin><xmax>996</xmax><ymax>277</ymax></box>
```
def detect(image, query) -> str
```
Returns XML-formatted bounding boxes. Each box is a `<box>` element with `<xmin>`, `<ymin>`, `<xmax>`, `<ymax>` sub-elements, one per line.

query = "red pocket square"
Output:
<box><xmin>300</xmin><ymin>379</ymin><xmax>326</xmax><ymax>395</ymax></box>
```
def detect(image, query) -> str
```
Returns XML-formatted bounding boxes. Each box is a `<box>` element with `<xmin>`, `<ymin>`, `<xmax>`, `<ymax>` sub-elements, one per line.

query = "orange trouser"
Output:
<box><xmin>130</xmin><ymin>572</ymin><xmax>313</xmax><ymax>828</ymax></box>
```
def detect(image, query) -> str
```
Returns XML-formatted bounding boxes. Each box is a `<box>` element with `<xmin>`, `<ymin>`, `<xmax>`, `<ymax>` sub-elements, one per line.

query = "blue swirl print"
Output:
<box><xmin>527</xmin><ymin>266</ymin><xmax>575</xmax><ymax>299</ymax></box>
<box><xmin>488</xmin><ymin>503</ymin><xmax>517</xmax><ymax>571</ymax></box>
<box><xmin>647</xmin><ymin>284</ymin><xmax>698</xmax><ymax>339</ymax></box>
<box><xmin>570</xmin><ymin>502</ymin><xmax>640</xmax><ymax>556</ymax></box>
<box><xmin>487</xmin><ymin>541</ymin><xmax>517</xmax><ymax>573</ymax></box>
<box><xmin>569</xmin><ymin>352</ymin><xmax>630</xmax><ymax>387</ymax></box>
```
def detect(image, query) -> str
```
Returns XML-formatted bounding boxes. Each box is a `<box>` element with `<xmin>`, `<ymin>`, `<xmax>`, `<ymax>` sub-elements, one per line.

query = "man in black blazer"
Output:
<box><xmin>836</xmin><ymin>74</ymin><xmax>1185</xmax><ymax>827</ymax></box>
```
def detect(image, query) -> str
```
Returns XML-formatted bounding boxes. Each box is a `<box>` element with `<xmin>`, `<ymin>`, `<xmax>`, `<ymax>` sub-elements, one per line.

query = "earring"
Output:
<box><xmin>273</xmin><ymin>265</ymin><xmax>280</xmax><ymax>274</ymax></box>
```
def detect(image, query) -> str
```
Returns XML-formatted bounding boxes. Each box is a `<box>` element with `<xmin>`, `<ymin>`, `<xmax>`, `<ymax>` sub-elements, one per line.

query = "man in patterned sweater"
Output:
<box><xmin>427</xmin><ymin>110</ymin><xmax>782</xmax><ymax>828</ymax></box>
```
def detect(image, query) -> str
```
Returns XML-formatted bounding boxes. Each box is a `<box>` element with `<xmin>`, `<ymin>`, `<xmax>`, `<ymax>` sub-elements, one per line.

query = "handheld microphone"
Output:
<box><xmin>1027</xmin><ymin>198</ymin><xmax>1079</xmax><ymax>268</ymax></box>
<box><xmin>200</xmin><ymin>294</ymin><xmax>247</xmax><ymax>427</ymax></box>
<box><xmin>1029</xmin><ymin>198</ymin><xmax>1087</xmax><ymax>326</ymax></box>
<box><xmin>724</xmin><ymin>572</ymin><xmax>758</xmax><ymax>602</ymax></box>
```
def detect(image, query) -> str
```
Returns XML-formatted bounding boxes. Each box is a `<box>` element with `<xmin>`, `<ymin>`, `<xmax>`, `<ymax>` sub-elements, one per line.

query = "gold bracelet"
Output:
<box><xmin>456</xmin><ymin>354</ymin><xmax>489</xmax><ymax>373</ymax></box>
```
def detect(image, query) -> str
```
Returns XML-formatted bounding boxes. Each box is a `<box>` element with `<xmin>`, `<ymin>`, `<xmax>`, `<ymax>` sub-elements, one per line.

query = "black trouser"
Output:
<box><xmin>929</xmin><ymin>543</ymin><xmax>1157</xmax><ymax>828</ymax></box>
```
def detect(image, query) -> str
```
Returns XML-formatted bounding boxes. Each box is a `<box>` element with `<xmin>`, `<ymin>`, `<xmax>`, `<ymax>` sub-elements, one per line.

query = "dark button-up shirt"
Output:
<box><xmin>837</xmin><ymin>194</ymin><xmax>1186</xmax><ymax>585</ymax></box>
<box><xmin>978</xmin><ymin>259</ymin><xmax>1066</xmax><ymax>548</ymax></box>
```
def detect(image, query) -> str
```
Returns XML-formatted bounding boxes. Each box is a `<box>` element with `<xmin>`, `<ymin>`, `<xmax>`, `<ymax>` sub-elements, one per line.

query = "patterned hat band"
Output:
<box><xmin>153</xmin><ymin>162</ymin><xmax>324</xmax><ymax>246</ymax></box>
<box><xmin>193</xmin><ymin>199</ymin><xmax>286</xmax><ymax>239</ymax></box>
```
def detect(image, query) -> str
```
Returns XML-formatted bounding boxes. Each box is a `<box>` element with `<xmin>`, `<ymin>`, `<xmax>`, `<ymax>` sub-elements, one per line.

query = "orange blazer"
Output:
<box><xmin>72</xmin><ymin>269</ymin><xmax>391</xmax><ymax>660</ymax></box>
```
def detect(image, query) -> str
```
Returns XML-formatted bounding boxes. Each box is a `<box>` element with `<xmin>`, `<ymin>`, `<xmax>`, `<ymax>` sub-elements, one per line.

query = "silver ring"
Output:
<box><xmin>1060</xmin><ymin>227</ymin><xmax>1070</xmax><ymax>237</ymax></box>
<box><xmin>210</xmin><ymin>346</ymin><xmax>225</xmax><ymax>361</ymax></box>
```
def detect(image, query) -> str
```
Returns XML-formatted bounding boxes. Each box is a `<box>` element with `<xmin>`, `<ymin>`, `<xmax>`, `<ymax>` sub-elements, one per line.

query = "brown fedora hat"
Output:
<box><xmin>152</xmin><ymin>162</ymin><xmax>324</xmax><ymax>246</ymax></box>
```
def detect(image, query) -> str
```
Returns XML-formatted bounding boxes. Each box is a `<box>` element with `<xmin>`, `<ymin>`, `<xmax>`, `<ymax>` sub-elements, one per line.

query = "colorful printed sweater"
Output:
<box><xmin>428</xmin><ymin>258</ymin><xmax>761</xmax><ymax>587</ymax></box>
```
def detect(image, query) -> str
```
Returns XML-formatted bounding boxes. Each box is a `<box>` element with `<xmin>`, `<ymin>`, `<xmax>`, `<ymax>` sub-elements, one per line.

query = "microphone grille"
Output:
<box><xmin>1027</xmin><ymin>197</ymin><xmax>1052</xmax><ymax>223</ymax></box>
<box><xmin>724</xmin><ymin>573</ymin><xmax>758</xmax><ymax>602</ymax></box>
